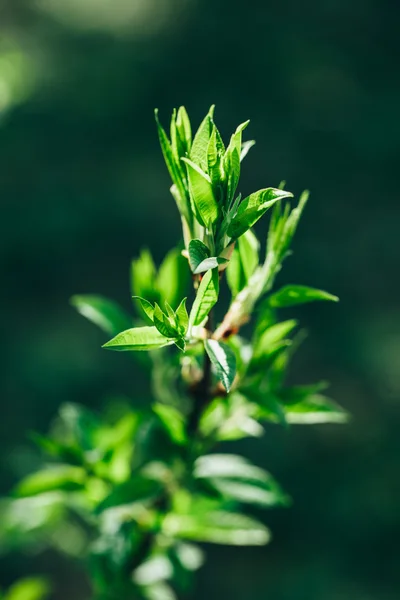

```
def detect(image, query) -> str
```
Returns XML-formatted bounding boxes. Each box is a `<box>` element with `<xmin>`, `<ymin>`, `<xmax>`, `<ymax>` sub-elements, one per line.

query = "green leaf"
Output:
<box><xmin>190</xmin><ymin>105</ymin><xmax>214</xmax><ymax>171</ymax></box>
<box><xmin>269</xmin><ymin>285</ymin><xmax>339</xmax><ymax>307</ymax></box>
<box><xmin>103</xmin><ymin>327</ymin><xmax>174</xmax><ymax>351</ymax></box>
<box><xmin>132</xmin><ymin>296</ymin><xmax>155</xmax><ymax>323</ymax></box>
<box><xmin>15</xmin><ymin>466</ymin><xmax>86</xmax><ymax>497</ymax></box>
<box><xmin>155</xmin><ymin>110</ymin><xmax>188</xmax><ymax>220</ymax></box>
<box><xmin>240</xmin><ymin>140</ymin><xmax>256</xmax><ymax>161</ymax></box>
<box><xmin>153</xmin><ymin>304</ymin><xmax>179</xmax><ymax>338</ymax></box>
<box><xmin>284</xmin><ymin>394</ymin><xmax>349</xmax><ymax>424</ymax></box>
<box><xmin>227</xmin><ymin>188</ymin><xmax>293</xmax><ymax>240</ymax></box>
<box><xmin>5</xmin><ymin>578</ymin><xmax>51</xmax><ymax>600</ymax></box>
<box><xmin>153</xmin><ymin>404</ymin><xmax>187</xmax><ymax>445</ymax></box>
<box><xmin>174</xmin><ymin>542</ymin><xmax>205</xmax><ymax>572</ymax></box>
<box><xmin>189</xmin><ymin>268</ymin><xmax>219</xmax><ymax>328</ymax></box>
<box><xmin>176</xmin><ymin>106</ymin><xmax>192</xmax><ymax>150</ymax></box>
<box><xmin>70</xmin><ymin>295</ymin><xmax>132</xmax><ymax>337</ymax></box>
<box><xmin>199</xmin><ymin>394</ymin><xmax>263</xmax><ymax>441</ymax></box>
<box><xmin>157</xmin><ymin>248</ymin><xmax>191</xmax><ymax>309</ymax></box>
<box><xmin>182</xmin><ymin>158</ymin><xmax>219</xmax><ymax>227</ymax></box>
<box><xmin>175</xmin><ymin>297</ymin><xmax>189</xmax><ymax>335</ymax></box>
<box><xmin>163</xmin><ymin>506</ymin><xmax>270</xmax><ymax>546</ymax></box>
<box><xmin>133</xmin><ymin>555</ymin><xmax>173</xmax><ymax>586</ymax></box>
<box><xmin>188</xmin><ymin>239</ymin><xmax>210</xmax><ymax>272</ymax></box>
<box><xmin>131</xmin><ymin>249</ymin><xmax>158</xmax><ymax>303</ymax></box>
<box><xmin>204</xmin><ymin>339</ymin><xmax>237</xmax><ymax>392</ymax></box>
<box><xmin>226</xmin><ymin>229</ymin><xmax>259</xmax><ymax>297</ymax></box>
<box><xmin>193</xmin><ymin>257</ymin><xmax>228</xmax><ymax>275</ymax></box>
<box><xmin>252</xmin><ymin>320</ymin><xmax>298</xmax><ymax>366</ymax></box>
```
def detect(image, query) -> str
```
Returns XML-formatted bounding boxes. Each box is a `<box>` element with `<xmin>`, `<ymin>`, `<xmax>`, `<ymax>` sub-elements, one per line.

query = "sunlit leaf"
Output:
<box><xmin>204</xmin><ymin>339</ymin><xmax>237</xmax><ymax>392</ymax></box>
<box><xmin>15</xmin><ymin>466</ymin><xmax>86</xmax><ymax>497</ymax></box>
<box><xmin>269</xmin><ymin>285</ymin><xmax>339</xmax><ymax>307</ymax></box>
<box><xmin>157</xmin><ymin>248</ymin><xmax>190</xmax><ymax>309</ymax></box>
<box><xmin>153</xmin><ymin>404</ymin><xmax>187</xmax><ymax>445</ymax></box>
<box><xmin>228</xmin><ymin>188</ymin><xmax>293</xmax><ymax>240</ymax></box>
<box><xmin>182</xmin><ymin>158</ymin><xmax>219</xmax><ymax>227</ymax></box>
<box><xmin>103</xmin><ymin>327</ymin><xmax>174</xmax><ymax>351</ymax></box>
<box><xmin>5</xmin><ymin>578</ymin><xmax>51</xmax><ymax>600</ymax></box>
<box><xmin>190</xmin><ymin>105</ymin><xmax>214</xmax><ymax>172</ymax></box>
<box><xmin>189</xmin><ymin>268</ymin><xmax>219</xmax><ymax>328</ymax></box>
<box><xmin>70</xmin><ymin>295</ymin><xmax>132</xmax><ymax>337</ymax></box>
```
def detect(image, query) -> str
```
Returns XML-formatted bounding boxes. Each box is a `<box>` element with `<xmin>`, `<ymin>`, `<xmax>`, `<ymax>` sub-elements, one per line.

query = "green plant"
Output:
<box><xmin>2</xmin><ymin>106</ymin><xmax>347</xmax><ymax>599</ymax></box>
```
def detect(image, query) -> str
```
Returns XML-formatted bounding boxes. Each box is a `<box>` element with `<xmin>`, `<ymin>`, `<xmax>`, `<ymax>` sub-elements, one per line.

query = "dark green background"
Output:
<box><xmin>1</xmin><ymin>0</ymin><xmax>399</xmax><ymax>598</ymax></box>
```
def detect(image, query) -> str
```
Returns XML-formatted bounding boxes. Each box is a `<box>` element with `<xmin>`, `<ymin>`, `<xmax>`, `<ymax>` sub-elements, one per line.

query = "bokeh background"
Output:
<box><xmin>1</xmin><ymin>0</ymin><xmax>400</xmax><ymax>598</ymax></box>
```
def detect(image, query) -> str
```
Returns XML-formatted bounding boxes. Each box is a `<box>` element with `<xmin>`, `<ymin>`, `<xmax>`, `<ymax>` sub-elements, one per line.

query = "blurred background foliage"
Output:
<box><xmin>0</xmin><ymin>0</ymin><xmax>399</xmax><ymax>598</ymax></box>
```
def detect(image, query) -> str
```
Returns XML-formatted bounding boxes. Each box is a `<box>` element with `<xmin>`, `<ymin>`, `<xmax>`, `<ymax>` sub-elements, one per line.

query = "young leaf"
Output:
<box><xmin>190</xmin><ymin>105</ymin><xmax>215</xmax><ymax>171</ymax></box>
<box><xmin>153</xmin><ymin>304</ymin><xmax>179</xmax><ymax>338</ymax></box>
<box><xmin>188</xmin><ymin>239</ymin><xmax>210</xmax><ymax>273</ymax></box>
<box><xmin>154</xmin><ymin>110</ymin><xmax>188</xmax><ymax>220</ymax></box>
<box><xmin>269</xmin><ymin>285</ymin><xmax>339</xmax><ymax>308</ymax></box>
<box><xmin>252</xmin><ymin>320</ymin><xmax>297</xmax><ymax>366</ymax></box>
<box><xmin>71</xmin><ymin>295</ymin><xmax>132</xmax><ymax>337</ymax></box>
<box><xmin>182</xmin><ymin>158</ymin><xmax>219</xmax><ymax>227</ymax></box>
<box><xmin>132</xmin><ymin>296</ymin><xmax>155</xmax><ymax>323</ymax></box>
<box><xmin>228</xmin><ymin>188</ymin><xmax>293</xmax><ymax>240</ymax></box>
<box><xmin>131</xmin><ymin>249</ymin><xmax>158</xmax><ymax>303</ymax></box>
<box><xmin>226</xmin><ymin>229</ymin><xmax>260</xmax><ymax>298</ymax></box>
<box><xmin>153</xmin><ymin>404</ymin><xmax>187</xmax><ymax>445</ymax></box>
<box><xmin>284</xmin><ymin>394</ymin><xmax>349</xmax><ymax>424</ymax></box>
<box><xmin>103</xmin><ymin>327</ymin><xmax>174</xmax><ymax>351</ymax></box>
<box><xmin>175</xmin><ymin>297</ymin><xmax>189</xmax><ymax>335</ymax></box>
<box><xmin>176</xmin><ymin>106</ymin><xmax>192</xmax><ymax>150</ymax></box>
<box><xmin>189</xmin><ymin>268</ymin><xmax>219</xmax><ymax>328</ymax></box>
<box><xmin>193</xmin><ymin>256</ymin><xmax>229</xmax><ymax>275</ymax></box>
<box><xmin>204</xmin><ymin>339</ymin><xmax>237</xmax><ymax>392</ymax></box>
<box><xmin>157</xmin><ymin>248</ymin><xmax>191</xmax><ymax>309</ymax></box>
<box><xmin>240</xmin><ymin>140</ymin><xmax>256</xmax><ymax>161</ymax></box>
<box><xmin>15</xmin><ymin>466</ymin><xmax>86</xmax><ymax>497</ymax></box>
<box><xmin>163</xmin><ymin>507</ymin><xmax>270</xmax><ymax>546</ymax></box>
<box><xmin>5</xmin><ymin>578</ymin><xmax>51</xmax><ymax>600</ymax></box>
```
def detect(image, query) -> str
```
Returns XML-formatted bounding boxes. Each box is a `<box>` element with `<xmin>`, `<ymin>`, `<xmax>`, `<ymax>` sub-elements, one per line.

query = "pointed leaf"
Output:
<box><xmin>175</xmin><ymin>297</ymin><xmax>189</xmax><ymax>334</ymax></box>
<box><xmin>189</xmin><ymin>268</ymin><xmax>219</xmax><ymax>328</ymax></box>
<box><xmin>70</xmin><ymin>295</ymin><xmax>132</xmax><ymax>337</ymax></box>
<box><xmin>176</xmin><ymin>106</ymin><xmax>192</xmax><ymax>150</ymax></box>
<box><xmin>228</xmin><ymin>188</ymin><xmax>293</xmax><ymax>240</ymax></box>
<box><xmin>190</xmin><ymin>105</ymin><xmax>214</xmax><ymax>171</ymax></box>
<box><xmin>240</xmin><ymin>140</ymin><xmax>256</xmax><ymax>161</ymax></box>
<box><xmin>205</xmin><ymin>339</ymin><xmax>237</xmax><ymax>392</ymax></box>
<box><xmin>182</xmin><ymin>158</ymin><xmax>219</xmax><ymax>227</ymax></box>
<box><xmin>132</xmin><ymin>296</ymin><xmax>155</xmax><ymax>323</ymax></box>
<box><xmin>157</xmin><ymin>248</ymin><xmax>191</xmax><ymax>308</ymax></box>
<box><xmin>15</xmin><ymin>466</ymin><xmax>86</xmax><ymax>497</ymax></box>
<box><xmin>153</xmin><ymin>304</ymin><xmax>179</xmax><ymax>338</ymax></box>
<box><xmin>103</xmin><ymin>327</ymin><xmax>174</xmax><ymax>351</ymax></box>
<box><xmin>269</xmin><ymin>285</ymin><xmax>339</xmax><ymax>308</ymax></box>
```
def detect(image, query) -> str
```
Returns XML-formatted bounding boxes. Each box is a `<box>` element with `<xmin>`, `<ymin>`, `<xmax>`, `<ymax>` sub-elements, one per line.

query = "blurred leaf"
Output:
<box><xmin>5</xmin><ymin>578</ymin><xmax>50</xmax><ymax>600</ymax></box>
<box><xmin>199</xmin><ymin>394</ymin><xmax>263</xmax><ymax>441</ymax></box>
<box><xmin>226</xmin><ymin>229</ymin><xmax>260</xmax><ymax>297</ymax></box>
<box><xmin>174</xmin><ymin>542</ymin><xmax>205</xmax><ymax>572</ymax></box>
<box><xmin>182</xmin><ymin>158</ymin><xmax>219</xmax><ymax>227</ymax></box>
<box><xmin>131</xmin><ymin>249</ymin><xmax>158</xmax><ymax>303</ymax></box>
<box><xmin>103</xmin><ymin>327</ymin><xmax>174</xmax><ymax>351</ymax></box>
<box><xmin>142</xmin><ymin>582</ymin><xmax>177</xmax><ymax>600</ymax></box>
<box><xmin>269</xmin><ymin>285</ymin><xmax>339</xmax><ymax>307</ymax></box>
<box><xmin>205</xmin><ymin>340</ymin><xmax>237</xmax><ymax>392</ymax></box>
<box><xmin>15</xmin><ymin>466</ymin><xmax>86</xmax><ymax>497</ymax></box>
<box><xmin>228</xmin><ymin>189</ymin><xmax>292</xmax><ymax>240</ymax></box>
<box><xmin>133</xmin><ymin>555</ymin><xmax>173</xmax><ymax>586</ymax></box>
<box><xmin>252</xmin><ymin>320</ymin><xmax>297</xmax><ymax>367</ymax></box>
<box><xmin>284</xmin><ymin>394</ymin><xmax>349</xmax><ymax>424</ymax></box>
<box><xmin>163</xmin><ymin>504</ymin><xmax>270</xmax><ymax>546</ymax></box>
<box><xmin>189</xmin><ymin>268</ymin><xmax>219</xmax><ymax>328</ymax></box>
<box><xmin>153</xmin><ymin>404</ymin><xmax>187</xmax><ymax>445</ymax></box>
<box><xmin>157</xmin><ymin>248</ymin><xmax>190</xmax><ymax>309</ymax></box>
<box><xmin>70</xmin><ymin>295</ymin><xmax>131</xmax><ymax>336</ymax></box>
